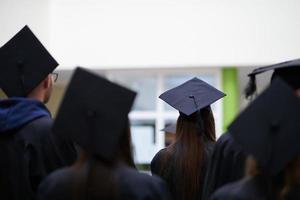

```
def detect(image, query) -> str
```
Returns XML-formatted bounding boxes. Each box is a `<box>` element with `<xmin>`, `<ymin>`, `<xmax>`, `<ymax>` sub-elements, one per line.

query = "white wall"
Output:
<box><xmin>0</xmin><ymin>0</ymin><xmax>51</xmax><ymax>48</ymax></box>
<box><xmin>47</xmin><ymin>0</ymin><xmax>300</xmax><ymax>69</ymax></box>
<box><xmin>1</xmin><ymin>0</ymin><xmax>300</xmax><ymax>69</ymax></box>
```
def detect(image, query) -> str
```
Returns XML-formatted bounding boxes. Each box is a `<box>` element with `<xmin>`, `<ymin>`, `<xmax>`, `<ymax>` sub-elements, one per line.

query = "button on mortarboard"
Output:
<box><xmin>53</xmin><ymin>67</ymin><xmax>136</xmax><ymax>162</ymax></box>
<box><xmin>0</xmin><ymin>25</ymin><xmax>58</xmax><ymax>97</ymax></box>
<box><xmin>159</xmin><ymin>77</ymin><xmax>226</xmax><ymax>116</ymax></box>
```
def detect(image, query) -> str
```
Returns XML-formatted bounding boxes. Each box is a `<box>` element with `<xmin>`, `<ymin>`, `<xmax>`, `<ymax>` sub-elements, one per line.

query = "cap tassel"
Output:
<box><xmin>189</xmin><ymin>95</ymin><xmax>204</xmax><ymax>134</ymax></box>
<box><xmin>189</xmin><ymin>95</ymin><xmax>198</xmax><ymax>109</ymax></box>
<box><xmin>245</xmin><ymin>75</ymin><xmax>257</xmax><ymax>100</ymax></box>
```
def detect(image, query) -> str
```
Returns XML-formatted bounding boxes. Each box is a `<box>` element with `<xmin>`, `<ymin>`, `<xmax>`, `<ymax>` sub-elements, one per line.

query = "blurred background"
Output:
<box><xmin>1</xmin><ymin>0</ymin><xmax>299</xmax><ymax>167</ymax></box>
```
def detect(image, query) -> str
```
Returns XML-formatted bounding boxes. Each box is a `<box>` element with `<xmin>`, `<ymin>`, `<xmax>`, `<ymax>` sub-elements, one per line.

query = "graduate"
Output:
<box><xmin>210</xmin><ymin>78</ymin><xmax>300</xmax><ymax>200</ymax></box>
<box><xmin>0</xmin><ymin>26</ymin><xmax>76</xmax><ymax>200</ymax></box>
<box><xmin>161</xmin><ymin>124</ymin><xmax>176</xmax><ymax>146</ymax></box>
<box><xmin>37</xmin><ymin>67</ymin><xmax>171</xmax><ymax>200</ymax></box>
<box><xmin>202</xmin><ymin>58</ymin><xmax>300</xmax><ymax>200</ymax></box>
<box><xmin>151</xmin><ymin>77</ymin><xmax>226</xmax><ymax>200</ymax></box>
<box><xmin>161</xmin><ymin>123</ymin><xmax>176</xmax><ymax>134</ymax></box>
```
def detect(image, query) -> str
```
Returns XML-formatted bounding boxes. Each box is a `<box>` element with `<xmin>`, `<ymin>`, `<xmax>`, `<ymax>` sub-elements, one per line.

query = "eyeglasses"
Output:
<box><xmin>51</xmin><ymin>72</ymin><xmax>58</xmax><ymax>82</ymax></box>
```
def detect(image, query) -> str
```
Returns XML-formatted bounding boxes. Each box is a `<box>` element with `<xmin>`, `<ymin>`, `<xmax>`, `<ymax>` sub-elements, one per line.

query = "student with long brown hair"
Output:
<box><xmin>37</xmin><ymin>68</ymin><xmax>171</xmax><ymax>200</ymax></box>
<box><xmin>210</xmin><ymin>78</ymin><xmax>300</xmax><ymax>200</ymax></box>
<box><xmin>151</xmin><ymin>77</ymin><xmax>226</xmax><ymax>200</ymax></box>
<box><xmin>202</xmin><ymin>59</ymin><xmax>300</xmax><ymax>200</ymax></box>
<box><xmin>211</xmin><ymin>155</ymin><xmax>284</xmax><ymax>200</ymax></box>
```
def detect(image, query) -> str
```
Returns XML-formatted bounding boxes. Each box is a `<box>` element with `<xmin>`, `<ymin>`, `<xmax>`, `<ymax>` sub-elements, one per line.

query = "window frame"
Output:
<box><xmin>105</xmin><ymin>67</ymin><xmax>223</xmax><ymax>164</ymax></box>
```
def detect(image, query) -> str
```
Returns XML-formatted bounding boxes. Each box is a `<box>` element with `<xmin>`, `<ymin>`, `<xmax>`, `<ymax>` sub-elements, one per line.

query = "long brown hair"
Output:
<box><xmin>118</xmin><ymin>121</ymin><xmax>136</xmax><ymax>169</ymax></box>
<box><xmin>280</xmin><ymin>155</ymin><xmax>300</xmax><ymax>200</ymax></box>
<box><xmin>70</xmin><ymin>120</ymin><xmax>135</xmax><ymax>200</ymax></box>
<box><xmin>71</xmin><ymin>151</ymin><xmax>118</xmax><ymax>200</ymax></box>
<box><xmin>160</xmin><ymin>106</ymin><xmax>216</xmax><ymax>200</ymax></box>
<box><xmin>245</xmin><ymin>156</ymin><xmax>284</xmax><ymax>200</ymax></box>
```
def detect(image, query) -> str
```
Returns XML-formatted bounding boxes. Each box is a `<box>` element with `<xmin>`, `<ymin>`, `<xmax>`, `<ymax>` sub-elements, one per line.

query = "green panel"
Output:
<box><xmin>222</xmin><ymin>68</ymin><xmax>239</xmax><ymax>132</ymax></box>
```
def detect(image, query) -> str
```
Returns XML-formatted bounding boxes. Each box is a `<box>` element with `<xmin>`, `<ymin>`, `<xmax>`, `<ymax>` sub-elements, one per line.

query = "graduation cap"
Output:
<box><xmin>245</xmin><ymin>58</ymin><xmax>300</xmax><ymax>99</ymax></box>
<box><xmin>53</xmin><ymin>67</ymin><xmax>136</xmax><ymax>162</ymax></box>
<box><xmin>229</xmin><ymin>78</ymin><xmax>300</xmax><ymax>176</ymax></box>
<box><xmin>161</xmin><ymin>124</ymin><xmax>176</xmax><ymax>134</ymax></box>
<box><xmin>0</xmin><ymin>25</ymin><xmax>58</xmax><ymax>97</ymax></box>
<box><xmin>159</xmin><ymin>77</ymin><xmax>226</xmax><ymax>116</ymax></box>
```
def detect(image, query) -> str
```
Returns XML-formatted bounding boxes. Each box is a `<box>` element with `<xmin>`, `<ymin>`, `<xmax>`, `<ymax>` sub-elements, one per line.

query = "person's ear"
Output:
<box><xmin>42</xmin><ymin>74</ymin><xmax>52</xmax><ymax>89</ymax></box>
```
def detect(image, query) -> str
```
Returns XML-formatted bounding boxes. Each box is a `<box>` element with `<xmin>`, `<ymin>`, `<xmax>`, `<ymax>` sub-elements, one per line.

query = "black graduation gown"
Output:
<box><xmin>150</xmin><ymin>139</ymin><xmax>215</xmax><ymax>200</ymax></box>
<box><xmin>284</xmin><ymin>187</ymin><xmax>300</xmax><ymax>200</ymax></box>
<box><xmin>0</xmin><ymin>116</ymin><xmax>77</xmax><ymax>200</ymax></box>
<box><xmin>37</xmin><ymin>165</ymin><xmax>171</xmax><ymax>200</ymax></box>
<box><xmin>201</xmin><ymin>132</ymin><xmax>246</xmax><ymax>200</ymax></box>
<box><xmin>209</xmin><ymin>176</ymin><xmax>273</xmax><ymax>200</ymax></box>
<box><xmin>117</xmin><ymin>166</ymin><xmax>171</xmax><ymax>200</ymax></box>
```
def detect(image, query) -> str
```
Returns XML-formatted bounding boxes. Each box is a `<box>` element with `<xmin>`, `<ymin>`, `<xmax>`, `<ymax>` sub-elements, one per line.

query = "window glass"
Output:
<box><xmin>108</xmin><ymin>70</ymin><xmax>221</xmax><ymax>164</ymax></box>
<box><xmin>111</xmin><ymin>75</ymin><xmax>157</xmax><ymax>111</ymax></box>
<box><xmin>131</xmin><ymin>120</ymin><xmax>156</xmax><ymax>164</ymax></box>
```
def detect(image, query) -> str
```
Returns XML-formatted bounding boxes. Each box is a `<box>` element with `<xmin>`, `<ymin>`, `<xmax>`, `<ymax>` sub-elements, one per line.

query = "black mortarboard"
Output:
<box><xmin>53</xmin><ymin>67</ymin><xmax>136</xmax><ymax>162</ymax></box>
<box><xmin>230</xmin><ymin>78</ymin><xmax>300</xmax><ymax>175</ymax></box>
<box><xmin>159</xmin><ymin>77</ymin><xmax>226</xmax><ymax>116</ymax></box>
<box><xmin>0</xmin><ymin>25</ymin><xmax>58</xmax><ymax>97</ymax></box>
<box><xmin>161</xmin><ymin>124</ymin><xmax>176</xmax><ymax>134</ymax></box>
<box><xmin>245</xmin><ymin>58</ymin><xmax>300</xmax><ymax>98</ymax></box>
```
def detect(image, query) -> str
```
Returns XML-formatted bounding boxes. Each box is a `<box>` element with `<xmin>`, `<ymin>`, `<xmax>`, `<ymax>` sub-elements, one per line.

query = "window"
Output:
<box><xmin>108</xmin><ymin>73</ymin><xmax>157</xmax><ymax>111</ymax></box>
<box><xmin>106</xmin><ymin>68</ymin><xmax>223</xmax><ymax>164</ymax></box>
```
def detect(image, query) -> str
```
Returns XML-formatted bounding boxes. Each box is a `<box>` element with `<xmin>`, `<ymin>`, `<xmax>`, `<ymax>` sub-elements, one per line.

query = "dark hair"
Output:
<box><xmin>271</xmin><ymin>67</ymin><xmax>300</xmax><ymax>90</ymax></box>
<box><xmin>70</xmin><ymin>118</ymin><xmax>136</xmax><ymax>200</ymax></box>
<box><xmin>245</xmin><ymin>75</ymin><xmax>257</xmax><ymax>99</ymax></box>
<box><xmin>118</xmin><ymin>120</ymin><xmax>136</xmax><ymax>169</ymax></box>
<box><xmin>245</xmin><ymin>156</ymin><xmax>284</xmax><ymax>200</ymax></box>
<box><xmin>279</xmin><ymin>155</ymin><xmax>300</xmax><ymax>200</ymax></box>
<box><xmin>201</xmin><ymin>106</ymin><xmax>216</xmax><ymax>141</ymax></box>
<box><xmin>159</xmin><ymin>106</ymin><xmax>216</xmax><ymax>200</ymax></box>
<box><xmin>71</xmin><ymin>152</ymin><xmax>118</xmax><ymax>200</ymax></box>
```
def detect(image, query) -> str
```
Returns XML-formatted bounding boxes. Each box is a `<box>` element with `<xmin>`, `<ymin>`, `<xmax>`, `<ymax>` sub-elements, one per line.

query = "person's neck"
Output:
<box><xmin>27</xmin><ymin>93</ymin><xmax>45</xmax><ymax>103</ymax></box>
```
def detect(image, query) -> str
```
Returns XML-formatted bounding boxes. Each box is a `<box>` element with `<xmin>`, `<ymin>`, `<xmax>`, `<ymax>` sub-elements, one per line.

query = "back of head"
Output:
<box><xmin>0</xmin><ymin>25</ymin><xmax>58</xmax><ymax>99</ymax></box>
<box><xmin>245</xmin><ymin>59</ymin><xmax>300</xmax><ymax>99</ymax></box>
<box><xmin>271</xmin><ymin>66</ymin><xmax>300</xmax><ymax>91</ymax></box>
<box><xmin>176</xmin><ymin>106</ymin><xmax>216</xmax><ymax>142</ymax></box>
<box><xmin>52</xmin><ymin>67</ymin><xmax>137</xmax><ymax>200</ymax></box>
